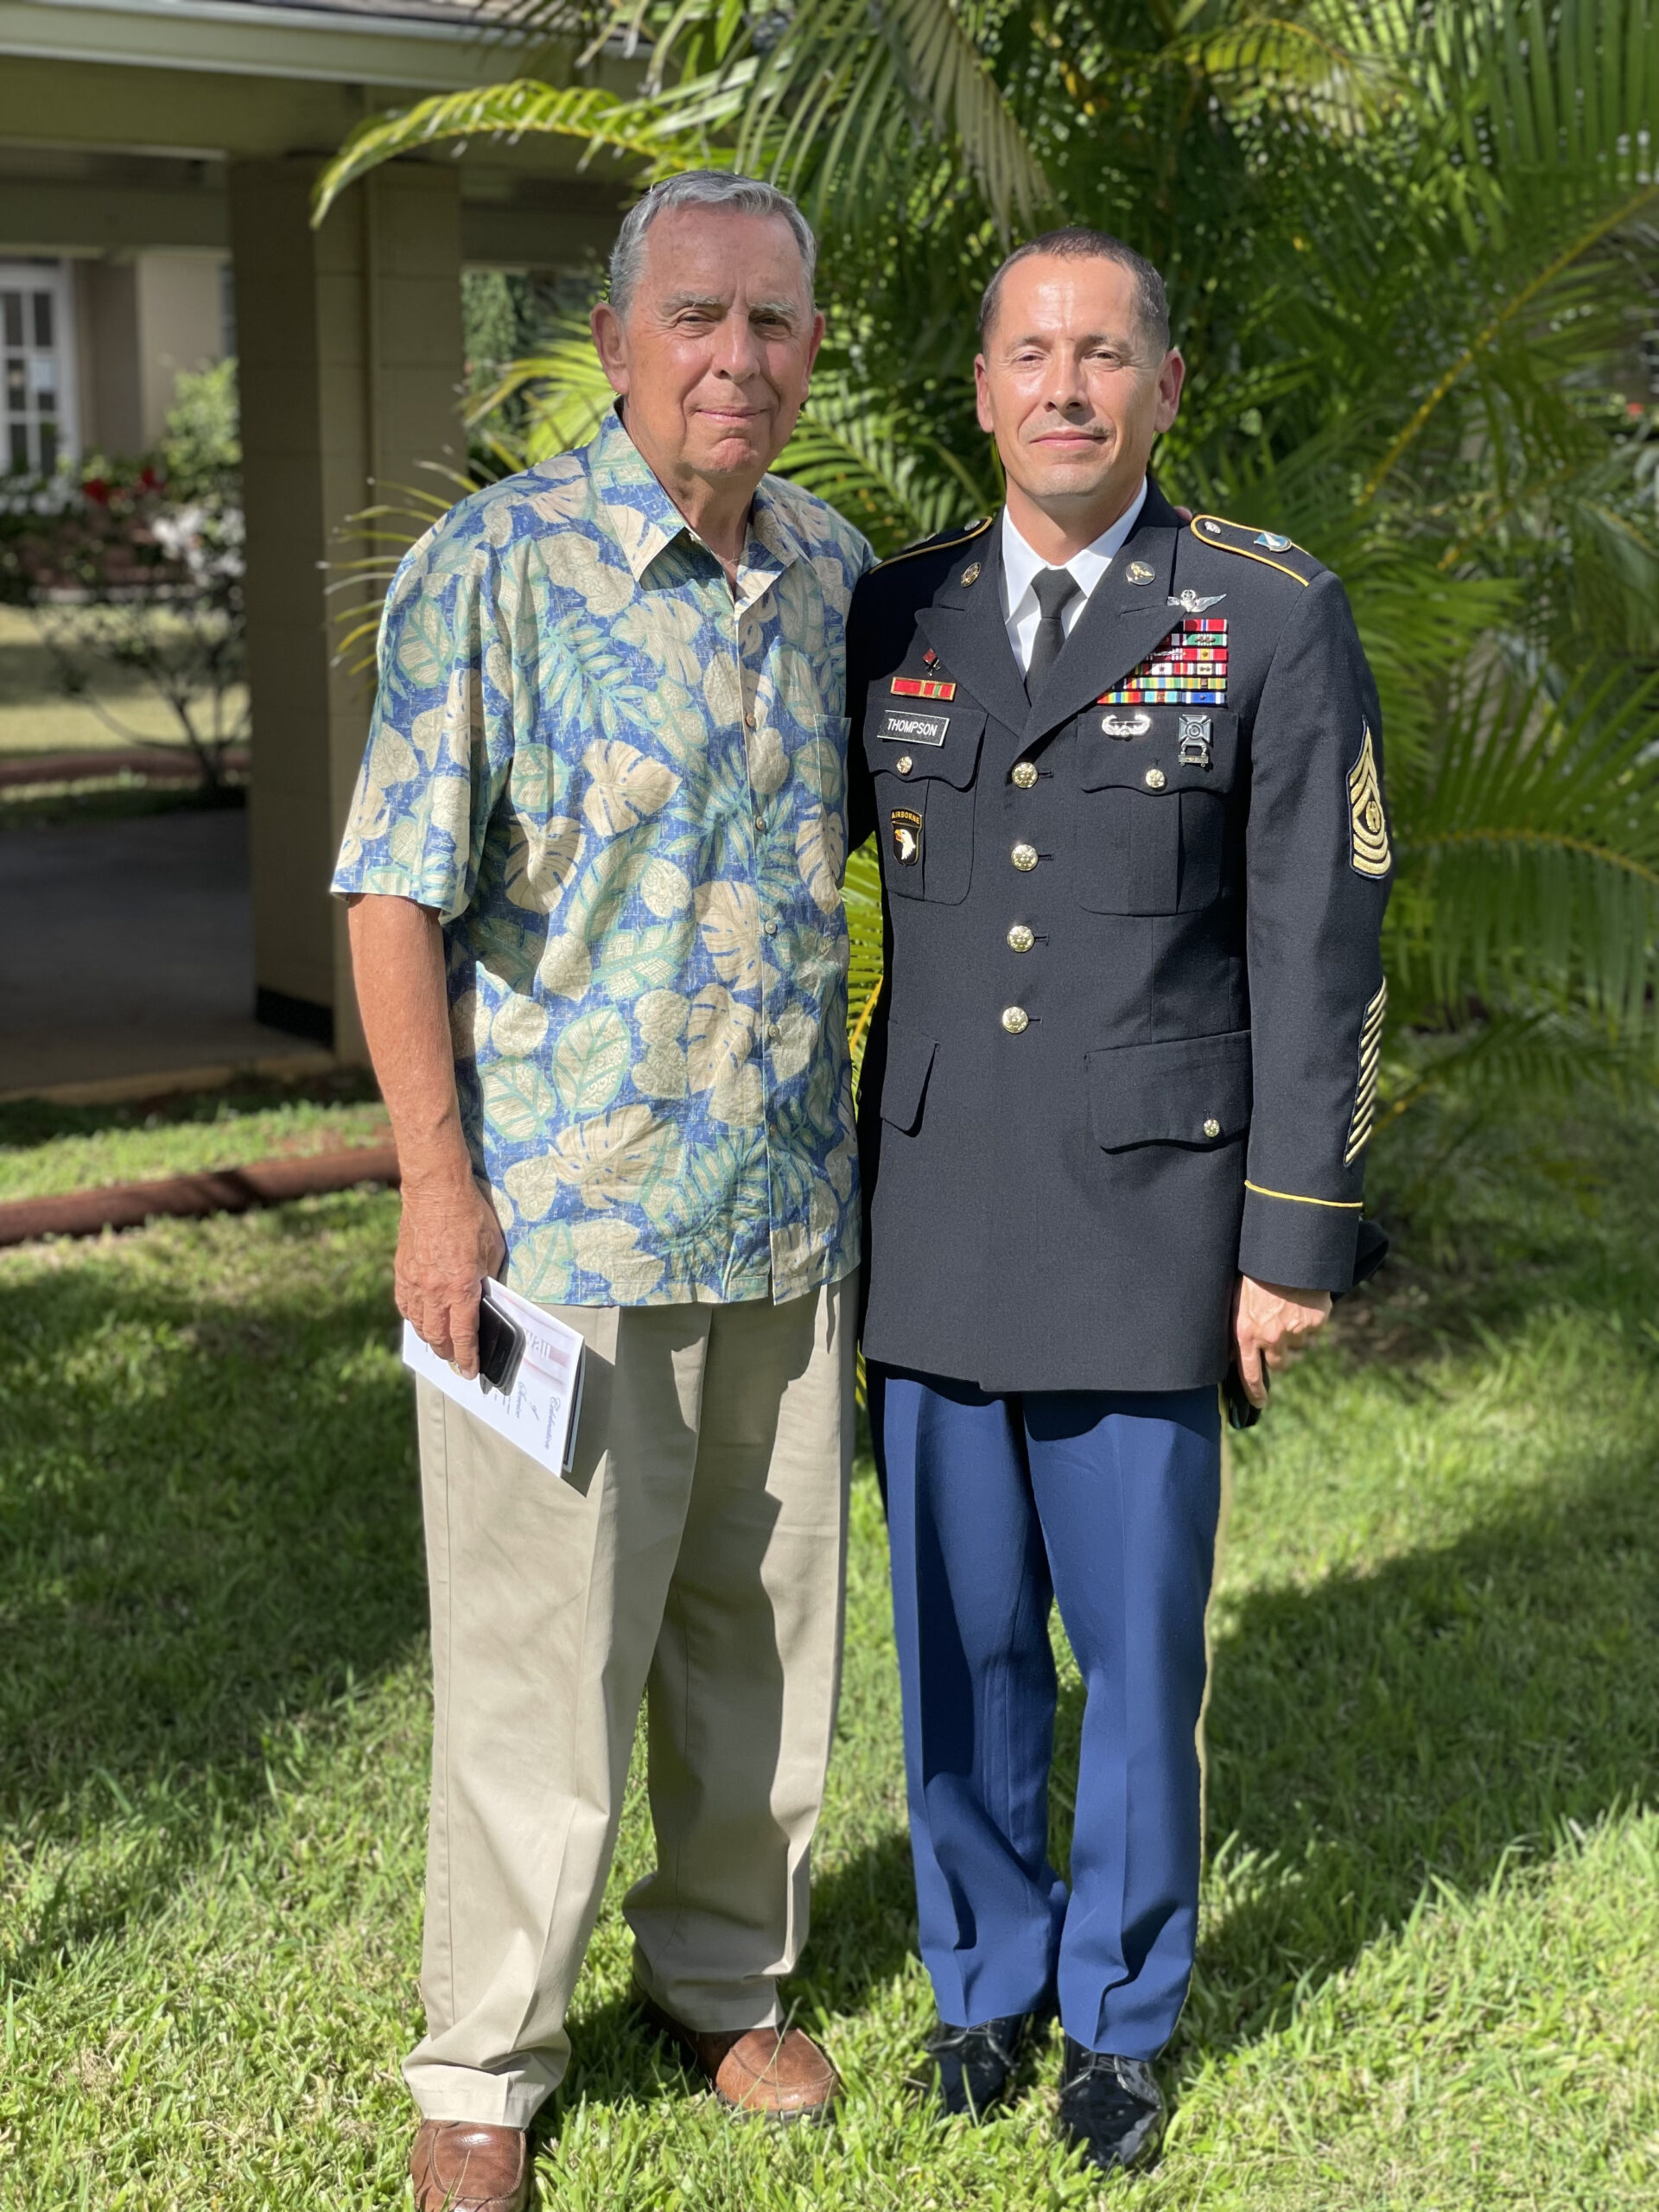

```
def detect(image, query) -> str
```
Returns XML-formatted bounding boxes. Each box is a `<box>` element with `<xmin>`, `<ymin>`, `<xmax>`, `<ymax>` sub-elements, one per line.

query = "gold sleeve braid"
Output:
<box><xmin>1345</xmin><ymin>980</ymin><xmax>1388</xmax><ymax>1164</ymax></box>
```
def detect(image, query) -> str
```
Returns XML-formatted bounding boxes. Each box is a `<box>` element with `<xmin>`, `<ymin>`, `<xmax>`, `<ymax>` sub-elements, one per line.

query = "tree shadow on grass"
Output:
<box><xmin>0</xmin><ymin>1197</ymin><xmax>428</xmax><ymax>1973</ymax></box>
<box><xmin>1045</xmin><ymin>1431</ymin><xmax>1659</xmax><ymax>2067</ymax></box>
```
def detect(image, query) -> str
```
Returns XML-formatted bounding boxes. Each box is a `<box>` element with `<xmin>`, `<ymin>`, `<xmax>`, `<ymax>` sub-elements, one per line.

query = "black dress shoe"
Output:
<box><xmin>1057</xmin><ymin>2037</ymin><xmax>1165</xmax><ymax>2171</ymax></box>
<box><xmin>925</xmin><ymin>2012</ymin><xmax>1036</xmax><ymax>2118</ymax></box>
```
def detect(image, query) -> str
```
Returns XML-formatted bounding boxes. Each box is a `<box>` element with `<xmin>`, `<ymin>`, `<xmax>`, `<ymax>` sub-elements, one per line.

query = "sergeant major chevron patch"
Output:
<box><xmin>1347</xmin><ymin>726</ymin><xmax>1390</xmax><ymax>877</ymax></box>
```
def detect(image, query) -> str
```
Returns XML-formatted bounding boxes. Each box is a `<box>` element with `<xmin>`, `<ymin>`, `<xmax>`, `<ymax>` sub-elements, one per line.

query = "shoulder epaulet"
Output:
<box><xmin>1189</xmin><ymin>514</ymin><xmax>1323</xmax><ymax>587</ymax></box>
<box><xmin>874</xmin><ymin>514</ymin><xmax>995</xmax><ymax>572</ymax></box>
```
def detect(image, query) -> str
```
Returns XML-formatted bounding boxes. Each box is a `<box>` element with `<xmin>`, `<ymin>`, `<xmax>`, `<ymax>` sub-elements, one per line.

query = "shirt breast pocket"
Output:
<box><xmin>1072</xmin><ymin>708</ymin><xmax>1240</xmax><ymax>916</ymax></box>
<box><xmin>865</xmin><ymin>689</ymin><xmax>986</xmax><ymax>906</ymax></box>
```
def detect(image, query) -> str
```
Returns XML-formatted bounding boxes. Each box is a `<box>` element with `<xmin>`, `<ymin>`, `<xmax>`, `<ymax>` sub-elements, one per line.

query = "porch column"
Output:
<box><xmin>228</xmin><ymin>156</ymin><xmax>462</xmax><ymax>1061</ymax></box>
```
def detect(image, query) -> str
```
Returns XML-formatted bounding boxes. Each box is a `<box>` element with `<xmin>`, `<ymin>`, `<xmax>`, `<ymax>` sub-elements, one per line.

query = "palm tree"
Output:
<box><xmin>314</xmin><ymin>0</ymin><xmax>1659</xmax><ymax>1119</ymax></box>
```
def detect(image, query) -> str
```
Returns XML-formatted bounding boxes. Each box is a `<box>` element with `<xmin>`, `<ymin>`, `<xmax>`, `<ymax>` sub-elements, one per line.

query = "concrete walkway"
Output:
<box><xmin>0</xmin><ymin>810</ymin><xmax>328</xmax><ymax>1098</ymax></box>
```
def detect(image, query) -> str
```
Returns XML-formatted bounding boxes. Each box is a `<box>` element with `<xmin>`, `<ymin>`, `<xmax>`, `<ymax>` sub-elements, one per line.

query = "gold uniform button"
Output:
<box><xmin>1203</xmin><ymin>1116</ymin><xmax>1222</xmax><ymax>1139</ymax></box>
<box><xmin>1007</xmin><ymin>923</ymin><xmax>1034</xmax><ymax>954</ymax></box>
<box><xmin>1001</xmin><ymin>1006</ymin><xmax>1030</xmax><ymax>1035</ymax></box>
<box><xmin>1011</xmin><ymin>842</ymin><xmax>1039</xmax><ymax>873</ymax></box>
<box><xmin>895</xmin><ymin>754</ymin><xmax>914</xmax><ymax>775</ymax></box>
<box><xmin>1012</xmin><ymin>761</ymin><xmax>1039</xmax><ymax>790</ymax></box>
<box><xmin>1144</xmin><ymin>766</ymin><xmax>1167</xmax><ymax>791</ymax></box>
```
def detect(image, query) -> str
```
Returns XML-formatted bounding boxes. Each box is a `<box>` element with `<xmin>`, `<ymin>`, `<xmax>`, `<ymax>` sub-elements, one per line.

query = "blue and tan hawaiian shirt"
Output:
<box><xmin>332</xmin><ymin>410</ymin><xmax>873</xmax><ymax>1306</ymax></box>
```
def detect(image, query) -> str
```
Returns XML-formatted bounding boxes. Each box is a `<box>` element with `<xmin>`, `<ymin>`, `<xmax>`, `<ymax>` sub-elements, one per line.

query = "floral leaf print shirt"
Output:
<box><xmin>332</xmin><ymin>410</ymin><xmax>874</xmax><ymax>1306</ymax></box>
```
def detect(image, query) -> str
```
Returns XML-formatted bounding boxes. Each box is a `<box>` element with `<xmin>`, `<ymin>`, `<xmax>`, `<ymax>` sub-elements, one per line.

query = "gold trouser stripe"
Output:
<box><xmin>1244</xmin><ymin>1180</ymin><xmax>1363</xmax><ymax>1210</ymax></box>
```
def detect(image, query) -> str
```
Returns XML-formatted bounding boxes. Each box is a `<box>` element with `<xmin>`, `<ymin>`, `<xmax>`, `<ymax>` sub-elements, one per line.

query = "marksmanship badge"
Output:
<box><xmin>1179</xmin><ymin>715</ymin><xmax>1212</xmax><ymax>767</ymax></box>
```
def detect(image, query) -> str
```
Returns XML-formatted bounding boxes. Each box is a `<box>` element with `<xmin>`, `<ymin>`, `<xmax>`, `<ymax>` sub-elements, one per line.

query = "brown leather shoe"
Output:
<box><xmin>410</xmin><ymin>2120</ymin><xmax>531</xmax><ymax>2212</ymax></box>
<box><xmin>637</xmin><ymin>1989</ymin><xmax>841</xmax><ymax>2121</ymax></box>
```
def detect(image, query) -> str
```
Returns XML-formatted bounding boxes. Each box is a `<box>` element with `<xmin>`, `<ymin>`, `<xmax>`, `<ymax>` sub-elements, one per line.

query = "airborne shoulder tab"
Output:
<box><xmin>1189</xmin><ymin>514</ymin><xmax>1323</xmax><ymax>587</ymax></box>
<box><xmin>874</xmin><ymin>513</ymin><xmax>995</xmax><ymax>572</ymax></box>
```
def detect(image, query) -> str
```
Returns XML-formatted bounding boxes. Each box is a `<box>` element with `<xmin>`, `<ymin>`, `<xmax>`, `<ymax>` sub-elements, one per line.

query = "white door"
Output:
<box><xmin>1</xmin><ymin>261</ymin><xmax>79</xmax><ymax>479</ymax></box>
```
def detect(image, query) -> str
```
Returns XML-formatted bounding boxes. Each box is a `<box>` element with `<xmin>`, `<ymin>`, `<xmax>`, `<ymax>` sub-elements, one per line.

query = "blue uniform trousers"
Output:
<box><xmin>868</xmin><ymin>1366</ymin><xmax>1221</xmax><ymax>2059</ymax></box>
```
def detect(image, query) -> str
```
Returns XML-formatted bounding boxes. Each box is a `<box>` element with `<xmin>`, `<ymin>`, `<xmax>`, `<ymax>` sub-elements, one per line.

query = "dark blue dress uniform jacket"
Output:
<box><xmin>846</xmin><ymin>480</ymin><xmax>1393</xmax><ymax>1394</ymax></box>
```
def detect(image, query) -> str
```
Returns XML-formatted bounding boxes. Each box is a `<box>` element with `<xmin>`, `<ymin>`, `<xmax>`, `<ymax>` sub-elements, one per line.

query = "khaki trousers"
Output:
<box><xmin>404</xmin><ymin>1278</ymin><xmax>855</xmax><ymax>2128</ymax></box>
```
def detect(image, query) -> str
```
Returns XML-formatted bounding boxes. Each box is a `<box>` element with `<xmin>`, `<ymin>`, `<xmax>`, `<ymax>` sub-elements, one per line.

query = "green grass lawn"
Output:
<box><xmin>2</xmin><ymin>1091</ymin><xmax>1656</xmax><ymax>2209</ymax></box>
<box><xmin>0</xmin><ymin>602</ymin><xmax>246</xmax><ymax>761</ymax></box>
<box><xmin>0</xmin><ymin>1074</ymin><xmax>388</xmax><ymax>1204</ymax></box>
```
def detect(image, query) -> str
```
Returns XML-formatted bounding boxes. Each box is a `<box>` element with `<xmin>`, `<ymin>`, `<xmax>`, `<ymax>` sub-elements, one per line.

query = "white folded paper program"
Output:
<box><xmin>402</xmin><ymin>1278</ymin><xmax>586</xmax><ymax>1478</ymax></box>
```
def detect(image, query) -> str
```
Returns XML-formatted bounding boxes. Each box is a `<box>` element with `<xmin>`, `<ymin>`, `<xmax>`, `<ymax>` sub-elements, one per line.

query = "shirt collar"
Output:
<box><xmin>585</xmin><ymin>408</ymin><xmax>806</xmax><ymax>603</ymax></box>
<box><xmin>1001</xmin><ymin>477</ymin><xmax>1150</xmax><ymax>619</ymax></box>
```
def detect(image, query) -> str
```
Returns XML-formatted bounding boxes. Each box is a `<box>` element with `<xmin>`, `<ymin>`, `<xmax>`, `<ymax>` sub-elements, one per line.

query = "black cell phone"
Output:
<box><xmin>1222</xmin><ymin>1354</ymin><xmax>1268</xmax><ymax>1431</ymax></box>
<box><xmin>476</xmin><ymin>1291</ymin><xmax>526</xmax><ymax>1397</ymax></box>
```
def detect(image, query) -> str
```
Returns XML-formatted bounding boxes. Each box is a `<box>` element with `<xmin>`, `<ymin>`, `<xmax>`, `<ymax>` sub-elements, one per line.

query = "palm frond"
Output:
<box><xmin>628</xmin><ymin>0</ymin><xmax>1052</xmax><ymax>236</ymax></box>
<box><xmin>310</xmin><ymin>80</ymin><xmax>725</xmax><ymax>227</ymax></box>
<box><xmin>1173</xmin><ymin>4</ymin><xmax>1408</xmax><ymax>138</ymax></box>
<box><xmin>843</xmin><ymin>840</ymin><xmax>883</xmax><ymax>1074</ymax></box>
<box><xmin>773</xmin><ymin>376</ymin><xmax>996</xmax><ymax>556</ymax></box>
<box><xmin>1361</xmin><ymin>0</ymin><xmax>1659</xmax><ymax>501</ymax></box>
<box><xmin>472</xmin><ymin>328</ymin><xmax>619</xmax><ymax>461</ymax></box>
<box><xmin>1390</xmin><ymin>664</ymin><xmax>1659</xmax><ymax>1040</ymax></box>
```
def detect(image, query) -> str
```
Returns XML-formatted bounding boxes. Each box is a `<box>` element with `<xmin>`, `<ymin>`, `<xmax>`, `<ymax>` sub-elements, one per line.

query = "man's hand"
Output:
<box><xmin>396</xmin><ymin>1173</ymin><xmax>506</xmax><ymax>1377</ymax></box>
<box><xmin>1232</xmin><ymin>1274</ymin><xmax>1332</xmax><ymax>1407</ymax></box>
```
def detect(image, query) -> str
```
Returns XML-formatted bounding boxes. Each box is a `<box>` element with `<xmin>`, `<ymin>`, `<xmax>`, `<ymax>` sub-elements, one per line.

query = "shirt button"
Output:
<box><xmin>1144</xmin><ymin>766</ymin><xmax>1167</xmax><ymax>791</ymax></box>
<box><xmin>1203</xmin><ymin>1116</ymin><xmax>1222</xmax><ymax>1139</ymax></box>
<box><xmin>1012</xmin><ymin>761</ymin><xmax>1038</xmax><ymax>790</ymax></box>
<box><xmin>1011</xmin><ymin>842</ymin><xmax>1039</xmax><ymax>873</ymax></box>
<box><xmin>895</xmin><ymin>754</ymin><xmax>914</xmax><ymax>775</ymax></box>
<box><xmin>767</xmin><ymin>1021</ymin><xmax>781</xmax><ymax>1042</ymax></box>
<box><xmin>744</xmin><ymin>711</ymin><xmax>756</xmax><ymax>728</ymax></box>
<box><xmin>1001</xmin><ymin>1005</ymin><xmax>1030</xmax><ymax>1035</ymax></box>
<box><xmin>764</xmin><ymin>918</ymin><xmax>779</xmax><ymax>938</ymax></box>
<box><xmin>1007</xmin><ymin>923</ymin><xmax>1034</xmax><ymax>954</ymax></box>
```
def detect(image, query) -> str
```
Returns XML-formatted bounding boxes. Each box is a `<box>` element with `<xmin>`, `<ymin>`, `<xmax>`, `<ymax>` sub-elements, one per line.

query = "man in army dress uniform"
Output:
<box><xmin>847</xmin><ymin>230</ymin><xmax>1391</xmax><ymax>2172</ymax></box>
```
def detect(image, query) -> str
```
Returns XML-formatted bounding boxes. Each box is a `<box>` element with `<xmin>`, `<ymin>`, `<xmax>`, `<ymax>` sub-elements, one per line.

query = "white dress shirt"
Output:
<box><xmin>1001</xmin><ymin>480</ymin><xmax>1150</xmax><ymax>675</ymax></box>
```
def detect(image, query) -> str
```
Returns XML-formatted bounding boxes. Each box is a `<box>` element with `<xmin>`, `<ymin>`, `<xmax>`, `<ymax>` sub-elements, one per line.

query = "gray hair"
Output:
<box><xmin>608</xmin><ymin>170</ymin><xmax>817</xmax><ymax>323</ymax></box>
<box><xmin>979</xmin><ymin>228</ymin><xmax>1171</xmax><ymax>354</ymax></box>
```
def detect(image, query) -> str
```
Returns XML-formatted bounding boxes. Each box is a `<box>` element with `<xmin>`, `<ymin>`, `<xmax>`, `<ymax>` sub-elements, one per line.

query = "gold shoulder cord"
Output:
<box><xmin>1188</xmin><ymin>515</ymin><xmax>1314</xmax><ymax>589</ymax></box>
<box><xmin>875</xmin><ymin>514</ymin><xmax>995</xmax><ymax>572</ymax></box>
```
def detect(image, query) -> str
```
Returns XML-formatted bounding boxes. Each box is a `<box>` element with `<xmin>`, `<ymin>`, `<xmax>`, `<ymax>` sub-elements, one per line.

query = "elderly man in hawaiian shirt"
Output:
<box><xmin>333</xmin><ymin>171</ymin><xmax>870</xmax><ymax>2212</ymax></box>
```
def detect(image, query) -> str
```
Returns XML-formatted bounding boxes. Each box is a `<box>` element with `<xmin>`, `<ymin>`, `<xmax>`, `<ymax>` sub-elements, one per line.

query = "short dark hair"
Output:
<box><xmin>978</xmin><ymin>228</ymin><xmax>1171</xmax><ymax>353</ymax></box>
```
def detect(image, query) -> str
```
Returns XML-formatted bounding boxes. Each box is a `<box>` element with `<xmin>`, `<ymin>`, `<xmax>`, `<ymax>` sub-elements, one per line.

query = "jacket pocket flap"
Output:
<box><xmin>867</xmin><ymin>688</ymin><xmax>987</xmax><ymax>786</ymax></box>
<box><xmin>880</xmin><ymin>1027</ymin><xmax>938</xmax><ymax>1132</ymax></box>
<box><xmin>1087</xmin><ymin>1028</ymin><xmax>1252</xmax><ymax>1151</ymax></box>
<box><xmin>1077</xmin><ymin>707</ymin><xmax>1238</xmax><ymax>794</ymax></box>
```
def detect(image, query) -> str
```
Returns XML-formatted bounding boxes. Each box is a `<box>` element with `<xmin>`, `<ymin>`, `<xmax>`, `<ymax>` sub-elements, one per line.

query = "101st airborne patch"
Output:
<box><xmin>1347</xmin><ymin>725</ymin><xmax>1390</xmax><ymax>876</ymax></box>
<box><xmin>890</xmin><ymin>807</ymin><xmax>922</xmax><ymax>867</ymax></box>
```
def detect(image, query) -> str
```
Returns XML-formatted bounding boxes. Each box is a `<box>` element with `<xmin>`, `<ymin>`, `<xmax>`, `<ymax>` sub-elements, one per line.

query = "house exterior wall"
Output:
<box><xmin>231</xmin><ymin>156</ymin><xmax>464</xmax><ymax>1058</ymax></box>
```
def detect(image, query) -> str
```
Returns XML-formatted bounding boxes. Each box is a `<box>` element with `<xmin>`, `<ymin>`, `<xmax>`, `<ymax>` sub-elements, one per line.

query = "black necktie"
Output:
<box><xmin>1026</xmin><ymin>566</ymin><xmax>1081</xmax><ymax>697</ymax></box>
